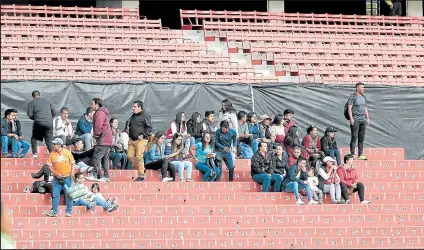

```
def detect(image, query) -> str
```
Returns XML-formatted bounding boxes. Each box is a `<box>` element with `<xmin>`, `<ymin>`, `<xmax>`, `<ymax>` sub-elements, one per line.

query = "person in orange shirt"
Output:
<box><xmin>45</xmin><ymin>138</ymin><xmax>76</xmax><ymax>217</ymax></box>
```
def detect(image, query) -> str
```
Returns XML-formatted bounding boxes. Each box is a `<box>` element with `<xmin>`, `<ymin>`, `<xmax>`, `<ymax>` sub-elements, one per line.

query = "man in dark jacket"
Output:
<box><xmin>250</xmin><ymin>142</ymin><xmax>283</xmax><ymax>192</ymax></box>
<box><xmin>1</xmin><ymin>109</ymin><xmax>31</xmax><ymax>158</ymax></box>
<box><xmin>321</xmin><ymin>126</ymin><xmax>341</xmax><ymax>165</ymax></box>
<box><xmin>187</xmin><ymin>112</ymin><xmax>203</xmax><ymax>144</ymax></box>
<box><xmin>71</xmin><ymin>138</ymin><xmax>95</xmax><ymax>179</ymax></box>
<box><xmin>127</xmin><ymin>100</ymin><xmax>152</xmax><ymax>181</ymax></box>
<box><xmin>90</xmin><ymin>98</ymin><xmax>113</xmax><ymax>182</ymax></box>
<box><xmin>27</xmin><ymin>90</ymin><xmax>55</xmax><ymax>158</ymax></box>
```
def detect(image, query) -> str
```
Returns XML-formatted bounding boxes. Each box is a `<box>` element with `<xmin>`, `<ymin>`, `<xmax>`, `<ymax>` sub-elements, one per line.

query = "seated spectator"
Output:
<box><xmin>218</xmin><ymin>99</ymin><xmax>238</xmax><ymax>134</ymax></box>
<box><xmin>337</xmin><ymin>154</ymin><xmax>371</xmax><ymax>204</ymax></box>
<box><xmin>319</xmin><ymin>157</ymin><xmax>343</xmax><ymax>204</ymax></box>
<box><xmin>165</xmin><ymin>112</ymin><xmax>191</xmax><ymax>155</ymax></box>
<box><xmin>72</xmin><ymin>172</ymin><xmax>96</xmax><ymax>210</ymax></box>
<box><xmin>187</xmin><ymin>112</ymin><xmax>203</xmax><ymax>146</ymax></box>
<box><xmin>215</xmin><ymin>121</ymin><xmax>237</xmax><ymax>182</ymax></box>
<box><xmin>237</xmin><ymin>111</ymin><xmax>253</xmax><ymax>156</ymax></box>
<box><xmin>144</xmin><ymin>132</ymin><xmax>176</xmax><ymax>182</ymax></box>
<box><xmin>283</xmin><ymin>109</ymin><xmax>296</xmax><ymax>134</ymax></box>
<box><xmin>202</xmin><ymin>111</ymin><xmax>217</xmax><ymax>135</ymax></box>
<box><xmin>321</xmin><ymin>126</ymin><xmax>341</xmax><ymax>165</ymax></box>
<box><xmin>247</xmin><ymin>112</ymin><xmax>262</xmax><ymax>153</ymax></box>
<box><xmin>281</xmin><ymin>157</ymin><xmax>319</xmax><ymax>205</ymax></box>
<box><xmin>190</xmin><ymin>132</ymin><xmax>221</xmax><ymax>182</ymax></box>
<box><xmin>250</xmin><ymin>142</ymin><xmax>283</xmax><ymax>192</ymax></box>
<box><xmin>272</xmin><ymin>145</ymin><xmax>288</xmax><ymax>179</ymax></box>
<box><xmin>259</xmin><ymin>115</ymin><xmax>273</xmax><ymax>148</ymax></box>
<box><xmin>165</xmin><ymin>133</ymin><xmax>193</xmax><ymax>182</ymax></box>
<box><xmin>53</xmin><ymin>107</ymin><xmax>75</xmax><ymax>145</ymax></box>
<box><xmin>25</xmin><ymin>164</ymin><xmax>55</xmax><ymax>195</ymax></box>
<box><xmin>81</xmin><ymin>182</ymin><xmax>119</xmax><ymax>213</ymax></box>
<box><xmin>71</xmin><ymin>139</ymin><xmax>95</xmax><ymax>179</ymax></box>
<box><xmin>288</xmin><ymin>146</ymin><xmax>302</xmax><ymax>168</ymax></box>
<box><xmin>1</xmin><ymin>108</ymin><xmax>31</xmax><ymax>158</ymax></box>
<box><xmin>307</xmin><ymin>168</ymin><xmax>323</xmax><ymax>204</ymax></box>
<box><xmin>75</xmin><ymin>107</ymin><xmax>94</xmax><ymax>150</ymax></box>
<box><xmin>270</xmin><ymin>114</ymin><xmax>286</xmax><ymax>148</ymax></box>
<box><xmin>109</xmin><ymin>118</ymin><xmax>130</xmax><ymax>170</ymax></box>
<box><xmin>302</xmin><ymin>125</ymin><xmax>325</xmax><ymax>169</ymax></box>
<box><xmin>284</xmin><ymin>125</ymin><xmax>305</xmax><ymax>162</ymax></box>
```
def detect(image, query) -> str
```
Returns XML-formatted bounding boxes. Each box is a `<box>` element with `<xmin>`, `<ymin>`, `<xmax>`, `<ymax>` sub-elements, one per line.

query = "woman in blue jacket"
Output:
<box><xmin>144</xmin><ymin>131</ymin><xmax>176</xmax><ymax>182</ymax></box>
<box><xmin>247</xmin><ymin>112</ymin><xmax>263</xmax><ymax>153</ymax></box>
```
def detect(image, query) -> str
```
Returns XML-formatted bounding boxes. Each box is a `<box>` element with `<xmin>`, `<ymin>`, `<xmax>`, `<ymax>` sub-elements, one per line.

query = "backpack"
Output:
<box><xmin>240</xmin><ymin>142</ymin><xmax>254</xmax><ymax>159</ymax></box>
<box><xmin>344</xmin><ymin>93</ymin><xmax>367</xmax><ymax>120</ymax></box>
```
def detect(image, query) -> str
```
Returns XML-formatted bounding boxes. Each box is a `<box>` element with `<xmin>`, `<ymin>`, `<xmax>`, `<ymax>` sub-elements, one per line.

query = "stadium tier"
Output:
<box><xmin>1</xmin><ymin>5</ymin><xmax>423</xmax><ymax>85</ymax></box>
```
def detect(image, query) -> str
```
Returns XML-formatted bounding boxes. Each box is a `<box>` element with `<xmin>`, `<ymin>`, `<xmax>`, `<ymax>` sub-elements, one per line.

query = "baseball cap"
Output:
<box><xmin>323</xmin><ymin>156</ymin><xmax>336</xmax><ymax>163</ymax></box>
<box><xmin>259</xmin><ymin>114</ymin><xmax>272</xmax><ymax>122</ymax></box>
<box><xmin>51</xmin><ymin>138</ymin><xmax>64</xmax><ymax>145</ymax></box>
<box><xmin>326</xmin><ymin>126</ymin><xmax>337</xmax><ymax>133</ymax></box>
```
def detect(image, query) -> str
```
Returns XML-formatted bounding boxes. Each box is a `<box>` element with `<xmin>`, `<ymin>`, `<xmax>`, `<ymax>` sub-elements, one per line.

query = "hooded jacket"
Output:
<box><xmin>92</xmin><ymin>106</ymin><xmax>113</xmax><ymax>146</ymax></box>
<box><xmin>187</xmin><ymin>112</ymin><xmax>203</xmax><ymax>139</ymax></box>
<box><xmin>321</xmin><ymin>128</ymin><xmax>338</xmax><ymax>155</ymax></box>
<box><xmin>166</xmin><ymin>112</ymin><xmax>187</xmax><ymax>139</ymax></box>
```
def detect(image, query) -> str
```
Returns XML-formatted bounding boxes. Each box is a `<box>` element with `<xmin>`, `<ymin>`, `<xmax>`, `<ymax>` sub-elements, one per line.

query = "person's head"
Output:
<box><xmin>325</xmin><ymin>126</ymin><xmax>337</xmax><ymax>138</ymax></box>
<box><xmin>90</xmin><ymin>98</ymin><xmax>103</xmax><ymax>111</ymax></box>
<box><xmin>205</xmin><ymin>111</ymin><xmax>214</xmax><ymax>123</ymax></box>
<box><xmin>275</xmin><ymin>144</ymin><xmax>284</xmax><ymax>156</ymax></box>
<box><xmin>152</xmin><ymin>131</ymin><xmax>166</xmax><ymax>145</ymax></box>
<box><xmin>307</xmin><ymin>125</ymin><xmax>318</xmax><ymax>137</ymax></box>
<box><xmin>297</xmin><ymin>157</ymin><xmax>307</xmax><ymax>170</ymax></box>
<box><xmin>133</xmin><ymin>100</ymin><xmax>143</xmax><ymax>114</ymax></box>
<box><xmin>175</xmin><ymin>112</ymin><xmax>185</xmax><ymax>123</ymax></box>
<box><xmin>293</xmin><ymin>146</ymin><xmax>301</xmax><ymax>159</ymax></box>
<box><xmin>52</xmin><ymin>138</ymin><xmax>64</xmax><ymax>152</ymax></box>
<box><xmin>195</xmin><ymin>113</ymin><xmax>201</xmax><ymax>123</ymax></box>
<box><xmin>247</xmin><ymin>112</ymin><xmax>257</xmax><ymax>123</ymax></box>
<box><xmin>356</xmin><ymin>82</ymin><xmax>365</xmax><ymax>95</ymax></box>
<box><xmin>202</xmin><ymin>132</ymin><xmax>212</xmax><ymax>144</ymax></box>
<box><xmin>91</xmin><ymin>183</ymin><xmax>100</xmax><ymax>193</ymax></box>
<box><xmin>109</xmin><ymin>117</ymin><xmax>119</xmax><ymax>130</ymax></box>
<box><xmin>237</xmin><ymin>111</ymin><xmax>247</xmax><ymax>122</ymax></box>
<box><xmin>220</xmin><ymin>120</ymin><xmax>230</xmax><ymax>133</ymax></box>
<box><xmin>31</xmin><ymin>90</ymin><xmax>40</xmax><ymax>99</ymax></box>
<box><xmin>172</xmin><ymin>133</ymin><xmax>183</xmax><ymax>147</ymax></box>
<box><xmin>4</xmin><ymin>109</ymin><xmax>17</xmax><ymax>121</ymax></box>
<box><xmin>323</xmin><ymin>156</ymin><xmax>336</xmax><ymax>168</ymax></box>
<box><xmin>60</xmin><ymin>107</ymin><xmax>69</xmax><ymax>120</ymax></box>
<box><xmin>260</xmin><ymin>114</ymin><xmax>272</xmax><ymax>126</ymax></box>
<box><xmin>283</xmin><ymin>109</ymin><xmax>294</xmax><ymax>121</ymax></box>
<box><xmin>73</xmin><ymin>138</ymin><xmax>84</xmax><ymax>151</ymax></box>
<box><xmin>258</xmin><ymin>141</ymin><xmax>268</xmax><ymax>153</ymax></box>
<box><xmin>272</xmin><ymin>114</ymin><xmax>284</xmax><ymax>126</ymax></box>
<box><xmin>221</xmin><ymin>99</ymin><xmax>235</xmax><ymax>113</ymax></box>
<box><xmin>85</xmin><ymin>107</ymin><xmax>94</xmax><ymax>120</ymax></box>
<box><xmin>308</xmin><ymin>167</ymin><xmax>315</xmax><ymax>177</ymax></box>
<box><xmin>75</xmin><ymin>172</ymin><xmax>85</xmax><ymax>184</ymax></box>
<box><xmin>344</xmin><ymin>153</ymin><xmax>355</xmax><ymax>167</ymax></box>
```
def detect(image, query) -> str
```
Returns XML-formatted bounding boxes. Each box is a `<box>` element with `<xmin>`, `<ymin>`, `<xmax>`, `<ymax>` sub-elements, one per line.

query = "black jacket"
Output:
<box><xmin>321</xmin><ymin>135</ymin><xmax>338</xmax><ymax>155</ymax></box>
<box><xmin>272</xmin><ymin>154</ymin><xmax>288</xmax><ymax>176</ymax></box>
<box><xmin>72</xmin><ymin>148</ymin><xmax>94</xmax><ymax>166</ymax></box>
<box><xmin>1</xmin><ymin>118</ymin><xmax>23</xmax><ymax>137</ymax></box>
<box><xmin>250</xmin><ymin>151</ymin><xmax>274</xmax><ymax>176</ymax></box>
<box><xmin>187</xmin><ymin>112</ymin><xmax>203</xmax><ymax>139</ymax></box>
<box><xmin>27</xmin><ymin>97</ymin><xmax>55</xmax><ymax>124</ymax></box>
<box><xmin>128</xmin><ymin>111</ymin><xmax>152</xmax><ymax>140</ymax></box>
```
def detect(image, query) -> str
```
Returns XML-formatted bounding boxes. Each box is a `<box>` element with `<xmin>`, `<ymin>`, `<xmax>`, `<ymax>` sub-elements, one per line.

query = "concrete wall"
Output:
<box><xmin>406</xmin><ymin>0</ymin><xmax>423</xmax><ymax>16</ymax></box>
<box><xmin>267</xmin><ymin>0</ymin><xmax>284</xmax><ymax>13</ymax></box>
<box><xmin>96</xmin><ymin>0</ymin><xmax>139</xmax><ymax>9</ymax></box>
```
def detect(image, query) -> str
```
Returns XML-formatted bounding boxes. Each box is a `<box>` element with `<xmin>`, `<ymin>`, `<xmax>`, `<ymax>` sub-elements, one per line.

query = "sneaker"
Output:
<box><xmin>98</xmin><ymin>177</ymin><xmax>110</xmax><ymax>182</ymax></box>
<box><xmin>338</xmin><ymin>200</ymin><xmax>346</xmax><ymax>204</ymax></box>
<box><xmin>296</xmin><ymin>199</ymin><xmax>305</xmax><ymax>205</ymax></box>
<box><xmin>65</xmin><ymin>213</ymin><xmax>72</xmax><ymax>217</ymax></box>
<box><xmin>162</xmin><ymin>177</ymin><xmax>173</xmax><ymax>182</ymax></box>
<box><xmin>345</xmin><ymin>199</ymin><xmax>351</xmax><ymax>204</ymax></box>
<box><xmin>4</xmin><ymin>153</ymin><xmax>12</xmax><ymax>158</ymax></box>
<box><xmin>90</xmin><ymin>202</ymin><xmax>97</xmax><ymax>210</ymax></box>
<box><xmin>186</xmin><ymin>179</ymin><xmax>193</xmax><ymax>182</ymax></box>
<box><xmin>45</xmin><ymin>211</ymin><xmax>57</xmax><ymax>217</ymax></box>
<box><xmin>179</xmin><ymin>179</ymin><xmax>185</xmax><ymax>182</ymax></box>
<box><xmin>32</xmin><ymin>154</ymin><xmax>38</xmax><ymax>159</ymax></box>
<box><xmin>107</xmin><ymin>204</ymin><xmax>119</xmax><ymax>213</ymax></box>
<box><xmin>86</xmin><ymin>167</ymin><xmax>94</xmax><ymax>173</ymax></box>
<box><xmin>111</xmin><ymin>198</ymin><xmax>118</xmax><ymax>206</ymax></box>
<box><xmin>358</xmin><ymin>155</ymin><xmax>368</xmax><ymax>160</ymax></box>
<box><xmin>361</xmin><ymin>200</ymin><xmax>371</xmax><ymax>204</ymax></box>
<box><xmin>309</xmin><ymin>200</ymin><xmax>319</xmax><ymax>205</ymax></box>
<box><xmin>18</xmin><ymin>154</ymin><xmax>24</xmax><ymax>158</ymax></box>
<box><xmin>134</xmin><ymin>176</ymin><xmax>145</xmax><ymax>182</ymax></box>
<box><xmin>318</xmin><ymin>199</ymin><xmax>323</xmax><ymax>204</ymax></box>
<box><xmin>84</xmin><ymin>176</ymin><xmax>97</xmax><ymax>181</ymax></box>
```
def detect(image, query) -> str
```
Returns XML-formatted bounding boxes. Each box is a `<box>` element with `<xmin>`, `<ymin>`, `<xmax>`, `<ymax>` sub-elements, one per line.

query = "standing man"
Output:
<box><xmin>45</xmin><ymin>138</ymin><xmax>76</xmax><ymax>217</ymax></box>
<box><xmin>90</xmin><ymin>98</ymin><xmax>113</xmax><ymax>182</ymax></box>
<box><xmin>215</xmin><ymin>121</ymin><xmax>237</xmax><ymax>181</ymax></box>
<box><xmin>27</xmin><ymin>90</ymin><xmax>55</xmax><ymax>158</ymax></box>
<box><xmin>347</xmin><ymin>82</ymin><xmax>369</xmax><ymax>160</ymax></box>
<box><xmin>128</xmin><ymin>100</ymin><xmax>152</xmax><ymax>182</ymax></box>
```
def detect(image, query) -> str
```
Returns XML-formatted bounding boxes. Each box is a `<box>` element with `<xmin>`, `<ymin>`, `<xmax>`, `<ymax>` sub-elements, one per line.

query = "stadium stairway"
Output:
<box><xmin>1</xmin><ymin>145</ymin><xmax>423</xmax><ymax>249</ymax></box>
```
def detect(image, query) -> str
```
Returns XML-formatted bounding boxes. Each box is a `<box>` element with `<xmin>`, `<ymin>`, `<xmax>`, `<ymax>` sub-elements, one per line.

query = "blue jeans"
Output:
<box><xmin>93</xmin><ymin>196</ymin><xmax>112</xmax><ymax>210</ymax></box>
<box><xmin>52</xmin><ymin>177</ymin><xmax>73</xmax><ymax>214</ymax></box>
<box><xmin>109</xmin><ymin>151</ymin><xmax>124</xmax><ymax>169</ymax></box>
<box><xmin>328</xmin><ymin>148</ymin><xmax>341</xmax><ymax>165</ymax></box>
<box><xmin>73</xmin><ymin>197</ymin><xmax>91</xmax><ymax>208</ymax></box>
<box><xmin>252</xmin><ymin>174</ymin><xmax>283</xmax><ymax>192</ymax></box>
<box><xmin>253</xmin><ymin>139</ymin><xmax>259</xmax><ymax>153</ymax></box>
<box><xmin>80</xmin><ymin>133</ymin><xmax>93</xmax><ymax>150</ymax></box>
<box><xmin>196</xmin><ymin>162</ymin><xmax>221</xmax><ymax>182</ymax></box>
<box><xmin>171</xmin><ymin>160</ymin><xmax>193</xmax><ymax>180</ymax></box>
<box><xmin>1</xmin><ymin>136</ymin><xmax>30</xmax><ymax>157</ymax></box>
<box><xmin>217</xmin><ymin>152</ymin><xmax>235</xmax><ymax>181</ymax></box>
<box><xmin>284</xmin><ymin>181</ymin><xmax>312</xmax><ymax>201</ymax></box>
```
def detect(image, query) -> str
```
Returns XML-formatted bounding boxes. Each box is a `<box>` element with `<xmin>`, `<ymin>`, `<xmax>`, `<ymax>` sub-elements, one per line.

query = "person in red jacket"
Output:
<box><xmin>337</xmin><ymin>153</ymin><xmax>371</xmax><ymax>204</ymax></box>
<box><xmin>90</xmin><ymin>98</ymin><xmax>113</xmax><ymax>182</ymax></box>
<box><xmin>302</xmin><ymin>125</ymin><xmax>325</xmax><ymax>169</ymax></box>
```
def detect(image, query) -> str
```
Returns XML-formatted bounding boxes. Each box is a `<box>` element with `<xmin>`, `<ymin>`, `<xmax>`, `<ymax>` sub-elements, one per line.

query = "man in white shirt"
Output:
<box><xmin>53</xmin><ymin>107</ymin><xmax>75</xmax><ymax>146</ymax></box>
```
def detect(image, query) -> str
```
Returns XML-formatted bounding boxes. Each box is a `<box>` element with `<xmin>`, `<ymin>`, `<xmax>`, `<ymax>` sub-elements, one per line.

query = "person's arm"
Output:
<box><xmin>365</xmin><ymin>106</ymin><xmax>370</xmax><ymax>125</ymax></box>
<box><xmin>143</xmin><ymin>115</ymin><xmax>153</xmax><ymax>138</ymax></box>
<box><xmin>251</xmin><ymin>154</ymin><xmax>265</xmax><ymax>174</ymax></box>
<box><xmin>53</xmin><ymin>117</ymin><xmax>64</xmax><ymax>135</ymax></box>
<box><xmin>348</xmin><ymin>94</ymin><xmax>355</xmax><ymax>125</ymax></box>
<box><xmin>232</xmin><ymin>129</ymin><xmax>237</xmax><ymax>148</ymax></box>
<box><xmin>77</xmin><ymin>117</ymin><xmax>91</xmax><ymax>134</ymax></box>
<box><xmin>230</xmin><ymin>113</ymin><xmax>238</xmax><ymax>134</ymax></box>
<box><xmin>0</xmin><ymin>120</ymin><xmax>8</xmax><ymax>136</ymax></box>
<box><xmin>302</xmin><ymin>136</ymin><xmax>314</xmax><ymax>153</ymax></box>
<box><xmin>353</xmin><ymin>169</ymin><xmax>360</xmax><ymax>185</ymax></box>
<box><xmin>50</xmin><ymin>102</ymin><xmax>56</xmax><ymax>117</ymax></box>
<box><xmin>321</xmin><ymin>137</ymin><xmax>329</xmax><ymax>155</ymax></box>
<box><xmin>27</xmin><ymin>101</ymin><xmax>35</xmax><ymax>120</ymax></box>
<box><xmin>214</xmin><ymin>130</ymin><xmax>225</xmax><ymax>150</ymax></box>
<box><xmin>149</xmin><ymin>144</ymin><xmax>161</xmax><ymax>161</ymax></box>
<box><xmin>337</xmin><ymin>167</ymin><xmax>352</xmax><ymax>187</ymax></box>
<box><xmin>288</xmin><ymin>165</ymin><xmax>302</xmax><ymax>184</ymax></box>
<box><xmin>385</xmin><ymin>0</ymin><xmax>393</xmax><ymax>7</ymax></box>
<box><xmin>92</xmin><ymin>113</ymin><xmax>105</xmax><ymax>139</ymax></box>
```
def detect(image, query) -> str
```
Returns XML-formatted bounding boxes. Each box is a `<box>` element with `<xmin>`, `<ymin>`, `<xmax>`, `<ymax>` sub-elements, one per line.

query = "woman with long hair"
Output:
<box><xmin>144</xmin><ymin>131</ymin><xmax>176</xmax><ymax>182</ymax></box>
<box><xmin>108</xmin><ymin>118</ymin><xmax>130</xmax><ymax>169</ymax></box>
<box><xmin>218</xmin><ymin>99</ymin><xmax>238</xmax><ymax>134</ymax></box>
<box><xmin>247</xmin><ymin>112</ymin><xmax>263</xmax><ymax>153</ymax></box>
<box><xmin>165</xmin><ymin>133</ymin><xmax>193</xmax><ymax>182</ymax></box>
<box><xmin>190</xmin><ymin>132</ymin><xmax>221</xmax><ymax>182</ymax></box>
<box><xmin>270</xmin><ymin>114</ymin><xmax>286</xmax><ymax>148</ymax></box>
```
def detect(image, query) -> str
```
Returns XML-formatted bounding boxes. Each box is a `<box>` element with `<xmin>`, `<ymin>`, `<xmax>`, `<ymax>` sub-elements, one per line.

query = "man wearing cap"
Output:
<box><xmin>45</xmin><ymin>138</ymin><xmax>76</xmax><ymax>217</ymax></box>
<box><xmin>259</xmin><ymin>114</ymin><xmax>273</xmax><ymax>147</ymax></box>
<box><xmin>321</xmin><ymin>126</ymin><xmax>341</xmax><ymax>165</ymax></box>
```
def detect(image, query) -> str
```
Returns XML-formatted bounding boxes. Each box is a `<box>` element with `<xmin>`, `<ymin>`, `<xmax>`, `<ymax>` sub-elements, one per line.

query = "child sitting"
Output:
<box><xmin>72</xmin><ymin>172</ymin><xmax>96</xmax><ymax>210</ymax></box>
<box><xmin>307</xmin><ymin>168</ymin><xmax>323</xmax><ymax>204</ymax></box>
<box><xmin>89</xmin><ymin>183</ymin><xmax>119</xmax><ymax>213</ymax></box>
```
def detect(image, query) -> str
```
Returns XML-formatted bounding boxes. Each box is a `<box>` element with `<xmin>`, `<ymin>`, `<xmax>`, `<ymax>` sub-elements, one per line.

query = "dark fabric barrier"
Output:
<box><xmin>1</xmin><ymin>80</ymin><xmax>423</xmax><ymax>159</ymax></box>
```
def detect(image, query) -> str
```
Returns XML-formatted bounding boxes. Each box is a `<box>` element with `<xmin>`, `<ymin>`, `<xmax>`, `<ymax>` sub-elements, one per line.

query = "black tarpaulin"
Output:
<box><xmin>1</xmin><ymin>80</ymin><xmax>423</xmax><ymax>159</ymax></box>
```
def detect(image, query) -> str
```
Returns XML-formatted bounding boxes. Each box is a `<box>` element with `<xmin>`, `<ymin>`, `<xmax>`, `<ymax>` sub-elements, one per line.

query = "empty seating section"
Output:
<box><xmin>1</xmin><ymin>145</ymin><xmax>424</xmax><ymax>249</ymax></box>
<box><xmin>181</xmin><ymin>10</ymin><xmax>424</xmax><ymax>85</ymax></box>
